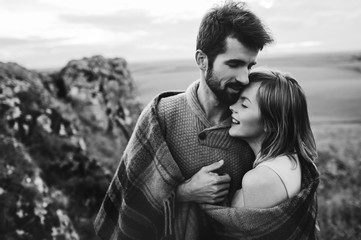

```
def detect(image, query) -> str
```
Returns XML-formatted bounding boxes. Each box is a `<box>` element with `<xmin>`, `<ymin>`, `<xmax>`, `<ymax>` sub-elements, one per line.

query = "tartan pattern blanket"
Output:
<box><xmin>201</xmin><ymin>157</ymin><xmax>320</xmax><ymax>240</ymax></box>
<box><xmin>94</xmin><ymin>92</ymin><xmax>320</xmax><ymax>240</ymax></box>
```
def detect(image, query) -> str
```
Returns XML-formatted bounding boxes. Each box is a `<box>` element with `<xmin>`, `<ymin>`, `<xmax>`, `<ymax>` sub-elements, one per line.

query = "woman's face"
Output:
<box><xmin>229</xmin><ymin>82</ymin><xmax>265</xmax><ymax>142</ymax></box>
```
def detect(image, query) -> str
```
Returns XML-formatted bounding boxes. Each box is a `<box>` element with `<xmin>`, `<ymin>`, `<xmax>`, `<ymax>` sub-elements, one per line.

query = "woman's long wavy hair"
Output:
<box><xmin>249</xmin><ymin>69</ymin><xmax>317</xmax><ymax>167</ymax></box>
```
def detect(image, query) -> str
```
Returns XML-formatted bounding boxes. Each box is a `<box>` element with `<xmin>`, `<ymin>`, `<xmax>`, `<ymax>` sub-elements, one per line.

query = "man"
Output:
<box><xmin>95</xmin><ymin>1</ymin><xmax>273</xmax><ymax>239</ymax></box>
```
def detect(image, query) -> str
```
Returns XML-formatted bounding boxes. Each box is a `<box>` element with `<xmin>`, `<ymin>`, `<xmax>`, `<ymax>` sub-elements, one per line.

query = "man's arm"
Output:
<box><xmin>176</xmin><ymin>160</ymin><xmax>231</xmax><ymax>204</ymax></box>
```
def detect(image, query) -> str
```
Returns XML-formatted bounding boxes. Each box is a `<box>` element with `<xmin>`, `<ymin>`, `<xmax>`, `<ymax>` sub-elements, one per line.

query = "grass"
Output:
<box><xmin>313</xmin><ymin>123</ymin><xmax>361</xmax><ymax>239</ymax></box>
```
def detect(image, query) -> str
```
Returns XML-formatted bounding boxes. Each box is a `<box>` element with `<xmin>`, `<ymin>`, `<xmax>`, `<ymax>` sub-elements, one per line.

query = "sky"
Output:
<box><xmin>1</xmin><ymin>0</ymin><xmax>360</xmax><ymax>69</ymax></box>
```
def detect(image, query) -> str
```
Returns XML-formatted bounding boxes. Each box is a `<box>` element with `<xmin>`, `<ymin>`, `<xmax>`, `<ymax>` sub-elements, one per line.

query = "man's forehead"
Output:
<box><xmin>223</xmin><ymin>37</ymin><xmax>259</xmax><ymax>60</ymax></box>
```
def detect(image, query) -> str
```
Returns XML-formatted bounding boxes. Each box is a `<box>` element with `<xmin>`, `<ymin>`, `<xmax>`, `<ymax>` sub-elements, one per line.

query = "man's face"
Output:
<box><xmin>205</xmin><ymin>37</ymin><xmax>259</xmax><ymax>105</ymax></box>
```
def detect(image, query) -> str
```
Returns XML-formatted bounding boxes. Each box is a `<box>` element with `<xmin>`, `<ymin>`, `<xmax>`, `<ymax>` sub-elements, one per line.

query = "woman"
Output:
<box><xmin>229</xmin><ymin>68</ymin><xmax>318</xmax><ymax>208</ymax></box>
<box><xmin>201</xmin><ymin>68</ymin><xmax>319</xmax><ymax>239</ymax></box>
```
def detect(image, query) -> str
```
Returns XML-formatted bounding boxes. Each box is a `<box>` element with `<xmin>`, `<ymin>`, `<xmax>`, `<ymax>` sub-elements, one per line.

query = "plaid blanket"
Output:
<box><xmin>201</xmin><ymin>157</ymin><xmax>320</xmax><ymax>240</ymax></box>
<box><xmin>94</xmin><ymin>92</ymin><xmax>320</xmax><ymax>240</ymax></box>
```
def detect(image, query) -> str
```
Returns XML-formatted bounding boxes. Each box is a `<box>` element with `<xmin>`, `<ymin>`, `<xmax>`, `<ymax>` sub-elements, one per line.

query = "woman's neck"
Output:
<box><xmin>246</xmin><ymin>139</ymin><xmax>263</xmax><ymax>158</ymax></box>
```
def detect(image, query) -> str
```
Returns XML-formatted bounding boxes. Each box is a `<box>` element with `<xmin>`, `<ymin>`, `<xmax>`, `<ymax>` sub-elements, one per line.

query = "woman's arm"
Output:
<box><xmin>231</xmin><ymin>189</ymin><xmax>245</xmax><ymax>208</ymax></box>
<box><xmin>232</xmin><ymin>166</ymin><xmax>288</xmax><ymax>208</ymax></box>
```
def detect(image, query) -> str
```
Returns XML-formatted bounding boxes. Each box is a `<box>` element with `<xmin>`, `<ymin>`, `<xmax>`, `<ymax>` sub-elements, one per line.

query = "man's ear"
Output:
<box><xmin>195</xmin><ymin>50</ymin><xmax>208</xmax><ymax>71</ymax></box>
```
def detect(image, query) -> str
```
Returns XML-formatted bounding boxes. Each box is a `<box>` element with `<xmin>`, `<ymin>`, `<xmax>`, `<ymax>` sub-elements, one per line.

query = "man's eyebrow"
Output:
<box><xmin>225</xmin><ymin>59</ymin><xmax>246</xmax><ymax>64</ymax></box>
<box><xmin>225</xmin><ymin>59</ymin><xmax>257</xmax><ymax>66</ymax></box>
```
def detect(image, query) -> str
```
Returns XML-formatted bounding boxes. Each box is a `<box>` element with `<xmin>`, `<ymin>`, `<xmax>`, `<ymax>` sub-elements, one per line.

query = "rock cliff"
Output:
<box><xmin>0</xmin><ymin>56</ymin><xmax>142</xmax><ymax>240</ymax></box>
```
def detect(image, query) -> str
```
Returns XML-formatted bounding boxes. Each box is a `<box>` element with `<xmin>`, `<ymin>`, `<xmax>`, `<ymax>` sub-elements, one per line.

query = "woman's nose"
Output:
<box><xmin>229</xmin><ymin>105</ymin><xmax>235</xmax><ymax>113</ymax></box>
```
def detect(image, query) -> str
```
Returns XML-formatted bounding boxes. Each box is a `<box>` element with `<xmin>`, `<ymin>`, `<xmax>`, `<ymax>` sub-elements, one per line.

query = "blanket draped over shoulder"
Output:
<box><xmin>94</xmin><ymin>92</ymin><xmax>320</xmax><ymax>240</ymax></box>
<box><xmin>201</xmin><ymin>157</ymin><xmax>319</xmax><ymax>240</ymax></box>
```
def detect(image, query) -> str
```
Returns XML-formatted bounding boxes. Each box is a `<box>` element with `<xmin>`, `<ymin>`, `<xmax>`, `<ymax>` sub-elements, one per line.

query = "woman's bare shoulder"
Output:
<box><xmin>265</xmin><ymin>155</ymin><xmax>298</xmax><ymax>168</ymax></box>
<box><xmin>242</xmin><ymin>166</ymin><xmax>284</xmax><ymax>191</ymax></box>
<box><xmin>242</xmin><ymin>166</ymin><xmax>288</xmax><ymax>208</ymax></box>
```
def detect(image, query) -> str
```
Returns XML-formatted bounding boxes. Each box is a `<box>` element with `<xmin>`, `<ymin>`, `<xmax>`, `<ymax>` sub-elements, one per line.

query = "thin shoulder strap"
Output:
<box><xmin>257</xmin><ymin>164</ymin><xmax>290</xmax><ymax>198</ymax></box>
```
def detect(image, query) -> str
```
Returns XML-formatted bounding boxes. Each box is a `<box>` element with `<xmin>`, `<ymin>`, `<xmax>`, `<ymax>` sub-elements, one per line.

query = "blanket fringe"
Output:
<box><xmin>164</xmin><ymin>191</ymin><xmax>175</xmax><ymax>237</ymax></box>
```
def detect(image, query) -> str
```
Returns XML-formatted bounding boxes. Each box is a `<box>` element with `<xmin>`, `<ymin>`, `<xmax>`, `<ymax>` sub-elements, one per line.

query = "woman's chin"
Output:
<box><xmin>228</xmin><ymin>128</ymin><xmax>240</xmax><ymax>138</ymax></box>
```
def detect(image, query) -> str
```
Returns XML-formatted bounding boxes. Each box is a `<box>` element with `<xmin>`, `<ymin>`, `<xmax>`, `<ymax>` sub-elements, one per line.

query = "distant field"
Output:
<box><xmin>130</xmin><ymin>52</ymin><xmax>361</xmax><ymax>124</ymax></box>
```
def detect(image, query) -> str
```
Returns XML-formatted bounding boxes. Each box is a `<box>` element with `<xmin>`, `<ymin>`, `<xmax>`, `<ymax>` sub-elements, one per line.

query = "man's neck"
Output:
<box><xmin>197</xmin><ymin>80</ymin><xmax>230</xmax><ymax>126</ymax></box>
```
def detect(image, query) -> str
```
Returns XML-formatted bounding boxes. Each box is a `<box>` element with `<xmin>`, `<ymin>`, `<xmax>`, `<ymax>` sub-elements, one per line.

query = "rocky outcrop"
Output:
<box><xmin>0</xmin><ymin>56</ymin><xmax>142</xmax><ymax>240</ymax></box>
<box><xmin>0</xmin><ymin>136</ymin><xmax>79</xmax><ymax>240</ymax></box>
<box><xmin>53</xmin><ymin>55</ymin><xmax>139</xmax><ymax>136</ymax></box>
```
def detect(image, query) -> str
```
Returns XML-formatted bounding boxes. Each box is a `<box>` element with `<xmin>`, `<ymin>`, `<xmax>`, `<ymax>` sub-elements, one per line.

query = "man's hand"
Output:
<box><xmin>176</xmin><ymin>160</ymin><xmax>231</xmax><ymax>204</ymax></box>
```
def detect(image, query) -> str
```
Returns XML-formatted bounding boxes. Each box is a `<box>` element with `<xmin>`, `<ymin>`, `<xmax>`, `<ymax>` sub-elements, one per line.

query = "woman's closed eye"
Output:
<box><xmin>240</xmin><ymin>97</ymin><xmax>251</xmax><ymax>108</ymax></box>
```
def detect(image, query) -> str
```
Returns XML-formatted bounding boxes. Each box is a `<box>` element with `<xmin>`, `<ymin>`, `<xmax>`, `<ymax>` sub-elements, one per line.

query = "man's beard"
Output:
<box><xmin>205</xmin><ymin>69</ymin><xmax>244</xmax><ymax>105</ymax></box>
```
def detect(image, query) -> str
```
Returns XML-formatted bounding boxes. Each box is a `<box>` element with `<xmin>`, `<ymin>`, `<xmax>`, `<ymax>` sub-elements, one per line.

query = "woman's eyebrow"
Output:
<box><xmin>240</xmin><ymin>96</ymin><xmax>251</xmax><ymax>103</ymax></box>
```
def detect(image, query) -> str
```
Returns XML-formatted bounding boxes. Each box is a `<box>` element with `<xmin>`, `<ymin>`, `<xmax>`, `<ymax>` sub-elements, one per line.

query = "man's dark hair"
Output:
<box><xmin>196</xmin><ymin>1</ymin><xmax>273</xmax><ymax>68</ymax></box>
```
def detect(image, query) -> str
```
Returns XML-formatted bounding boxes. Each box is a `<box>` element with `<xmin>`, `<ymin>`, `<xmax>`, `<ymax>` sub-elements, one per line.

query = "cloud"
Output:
<box><xmin>59</xmin><ymin>10</ymin><xmax>156</xmax><ymax>32</ymax></box>
<box><xmin>348</xmin><ymin>9</ymin><xmax>361</xmax><ymax>20</ymax></box>
<box><xmin>59</xmin><ymin>10</ymin><xmax>199</xmax><ymax>50</ymax></box>
<box><xmin>247</xmin><ymin>0</ymin><xmax>275</xmax><ymax>9</ymax></box>
<box><xmin>1</xmin><ymin>0</ymin><xmax>360</xmax><ymax>69</ymax></box>
<box><xmin>38</xmin><ymin>0</ymin><xmax>217</xmax><ymax>20</ymax></box>
<box><xmin>0</xmin><ymin>0</ymin><xmax>43</xmax><ymax>10</ymax></box>
<box><xmin>0</xmin><ymin>37</ymin><xmax>69</xmax><ymax>47</ymax></box>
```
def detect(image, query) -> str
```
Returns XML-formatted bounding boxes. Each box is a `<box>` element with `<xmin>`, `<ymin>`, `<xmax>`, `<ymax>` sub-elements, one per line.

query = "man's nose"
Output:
<box><xmin>235</xmin><ymin>68</ymin><xmax>249</xmax><ymax>85</ymax></box>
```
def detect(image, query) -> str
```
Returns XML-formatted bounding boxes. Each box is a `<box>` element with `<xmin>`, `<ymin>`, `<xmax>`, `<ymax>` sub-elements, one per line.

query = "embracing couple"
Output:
<box><xmin>95</xmin><ymin>1</ymin><xmax>319</xmax><ymax>239</ymax></box>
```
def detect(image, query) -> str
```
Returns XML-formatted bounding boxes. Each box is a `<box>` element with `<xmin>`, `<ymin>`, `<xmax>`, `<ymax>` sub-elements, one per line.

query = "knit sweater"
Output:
<box><xmin>157</xmin><ymin>80</ymin><xmax>254</xmax><ymax>201</ymax></box>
